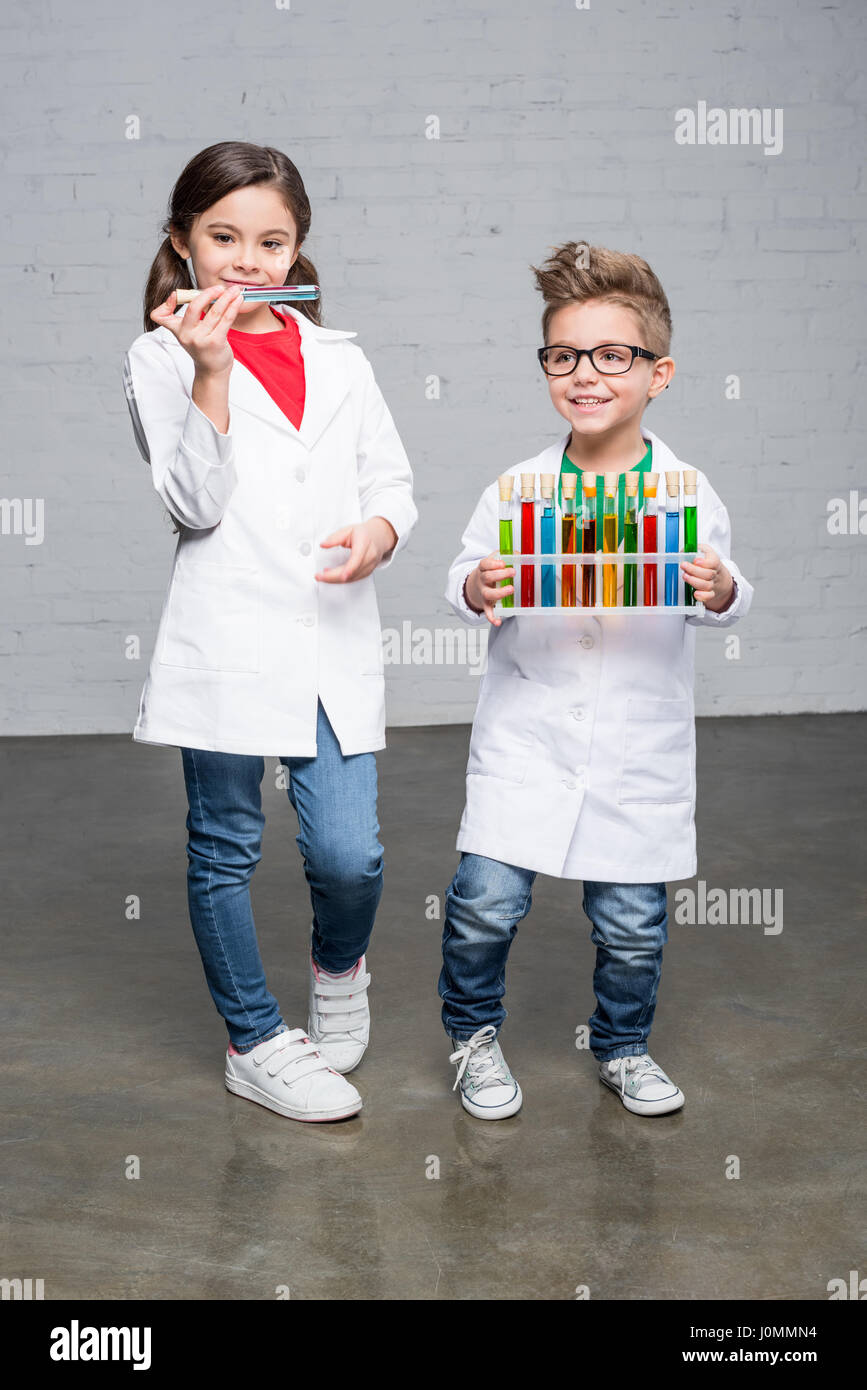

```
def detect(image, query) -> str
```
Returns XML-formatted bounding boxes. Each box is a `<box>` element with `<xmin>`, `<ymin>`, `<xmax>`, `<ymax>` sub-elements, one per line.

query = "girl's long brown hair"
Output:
<box><xmin>142</xmin><ymin>141</ymin><xmax>323</xmax><ymax>335</ymax></box>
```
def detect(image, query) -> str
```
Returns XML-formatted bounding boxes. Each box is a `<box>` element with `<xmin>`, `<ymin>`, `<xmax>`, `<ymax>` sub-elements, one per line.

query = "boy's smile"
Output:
<box><xmin>544</xmin><ymin>301</ymin><xmax>675</xmax><ymax>469</ymax></box>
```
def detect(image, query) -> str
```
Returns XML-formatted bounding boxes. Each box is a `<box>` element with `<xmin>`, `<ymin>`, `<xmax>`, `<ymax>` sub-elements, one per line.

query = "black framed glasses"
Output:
<box><xmin>537</xmin><ymin>343</ymin><xmax>661</xmax><ymax>376</ymax></box>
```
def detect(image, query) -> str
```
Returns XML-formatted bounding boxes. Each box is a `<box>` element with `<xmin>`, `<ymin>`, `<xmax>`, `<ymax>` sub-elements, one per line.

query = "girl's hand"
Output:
<box><xmin>681</xmin><ymin>543</ymin><xmax>734</xmax><ymax>611</ymax></box>
<box><xmin>315</xmin><ymin>518</ymin><xmax>398</xmax><ymax>583</ymax></box>
<box><xmin>149</xmin><ymin>284</ymin><xmax>245</xmax><ymax>375</ymax></box>
<box><xmin>466</xmin><ymin>552</ymin><xmax>515</xmax><ymax>625</ymax></box>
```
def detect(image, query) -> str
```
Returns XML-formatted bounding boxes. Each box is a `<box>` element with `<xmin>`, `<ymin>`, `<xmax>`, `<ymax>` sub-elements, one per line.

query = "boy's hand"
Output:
<box><xmin>465</xmin><ymin>553</ymin><xmax>515</xmax><ymax>625</ymax></box>
<box><xmin>315</xmin><ymin>517</ymin><xmax>397</xmax><ymax>583</ymax></box>
<box><xmin>681</xmin><ymin>543</ymin><xmax>735</xmax><ymax>612</ymax></box>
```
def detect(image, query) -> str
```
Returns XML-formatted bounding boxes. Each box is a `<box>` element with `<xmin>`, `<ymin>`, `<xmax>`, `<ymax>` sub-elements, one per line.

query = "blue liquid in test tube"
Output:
<box><xmin>664</xmin><ymin>472</ymin><xmax>680</xmax><ymax>606</ymax></box>
<box><xmin>540</xmin><ymin>481</ymin><xmax>556</xmax><ymax>607</ymax></box>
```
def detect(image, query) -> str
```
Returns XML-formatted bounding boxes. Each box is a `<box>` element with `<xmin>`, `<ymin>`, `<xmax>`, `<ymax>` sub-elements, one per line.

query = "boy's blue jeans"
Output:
<box><xmin>180</xmin><ymin>699</ymin><xmax>383</xmax><ymax>1054</ymax></box>
<box><xmin>439</xmin><ymin>852</ymin><xmax>668</xmax><ymax>1061</ymax></box>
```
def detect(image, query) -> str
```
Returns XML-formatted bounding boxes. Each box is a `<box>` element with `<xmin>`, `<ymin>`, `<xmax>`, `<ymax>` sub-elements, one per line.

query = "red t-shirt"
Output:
<box><xmin>227</xmin><ymin>306</ymin><xmax>306</xmax><ymax>429</ymax></box>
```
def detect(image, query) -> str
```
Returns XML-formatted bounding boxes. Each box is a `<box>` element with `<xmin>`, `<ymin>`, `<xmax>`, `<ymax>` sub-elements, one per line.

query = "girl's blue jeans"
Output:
<box><xmin>439</xmin><ymin>853</ymin><xmax>668</xmax><ymax>1061</ymax></box>
<box><xmin>180</xmin><ymin>698</ymin><xmax>383</xmax><ymax>1054</ymax></box>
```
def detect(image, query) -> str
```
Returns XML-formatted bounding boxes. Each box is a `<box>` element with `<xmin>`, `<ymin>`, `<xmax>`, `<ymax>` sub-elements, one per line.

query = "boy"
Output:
<box><xmin>441</xmin><ymin>243</ymin><xmax>754</xmax><ymax>1119</ymax></box>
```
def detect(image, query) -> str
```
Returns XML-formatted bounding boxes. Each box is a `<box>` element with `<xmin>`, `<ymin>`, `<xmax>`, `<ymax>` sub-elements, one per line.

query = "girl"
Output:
<box><xmin>122</xmin><ymin>141</ymin><xmax>417</xmax><ymax>1123</ymax></box>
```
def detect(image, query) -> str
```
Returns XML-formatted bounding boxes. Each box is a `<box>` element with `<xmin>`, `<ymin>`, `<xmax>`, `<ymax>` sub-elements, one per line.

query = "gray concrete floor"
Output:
<box><xmin>0</xmin><ymin>714</ymin><xmax>862</xmax><ymax>1300</ymax></box>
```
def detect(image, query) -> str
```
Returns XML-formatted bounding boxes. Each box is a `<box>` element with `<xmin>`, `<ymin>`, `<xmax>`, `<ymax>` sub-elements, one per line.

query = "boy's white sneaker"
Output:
<box><xmin>307</xmin><ymin>953</ymin><xmax>371</xmax><ymax>1074</ymax></box>
<box><xmin>225</xmin><ymin>1026</ymin><xmax>362</xmax><ymax>1122</ymax></box>
<box><xmin>599</xmin><ymin>1053</ymin><xmax>685</xmax><ymax>1115</ymax></box>
<box><xmin>449</xmin><ymin>1024</ymin><xmax>523</xmax><ymax>1120</ymax></box>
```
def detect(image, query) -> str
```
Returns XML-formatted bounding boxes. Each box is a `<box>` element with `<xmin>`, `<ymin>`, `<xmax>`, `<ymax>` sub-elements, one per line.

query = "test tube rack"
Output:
<box><xmin>494</xmin><ymin>468</ymin><xmax>703</xmax><ymax>617</ymax></box>
<box><xmin>493</xmin><ymin>551</ymin><xmax>704</xmax><ymax>616</ymax></box>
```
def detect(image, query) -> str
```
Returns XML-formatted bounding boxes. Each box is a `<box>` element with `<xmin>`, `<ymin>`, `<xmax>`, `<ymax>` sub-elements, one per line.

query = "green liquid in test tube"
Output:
<box><xmin>624</xmin><ymin>475</ymin><xmax>638</xmax><ymax>606</ymax></box>
<box><xmin>683</xmin><ymin>468</ymin><xmax>697</xmax><ymax>607</ymax></box>
<box><xmin>497</xmin><ymin>473</ymin><xmax>514</xmax><ymax>609</ymax></box>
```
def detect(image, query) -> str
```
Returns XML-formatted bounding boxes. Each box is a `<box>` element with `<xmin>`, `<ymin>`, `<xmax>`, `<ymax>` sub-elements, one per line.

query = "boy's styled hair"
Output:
<box><xmin>530</xmin><ymin>241</ymin><xmax>672</xmax><ymax>359</ymax></box>
<box><xmin>142</xmin><ymin>140</ymin><xmax>322</xmax><ymax>335</ymax></box>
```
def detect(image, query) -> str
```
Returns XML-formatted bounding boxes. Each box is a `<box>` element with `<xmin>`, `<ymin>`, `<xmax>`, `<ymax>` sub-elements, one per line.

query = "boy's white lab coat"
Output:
<box><xmin>122</xmin><ymin>302</ymin><xmax>417</xmax><ymax>757</ymax></box>
<box><xmin>444</xmin><ymin>426</ymin><xmax>754</xmax><ymax>883</ymax></box>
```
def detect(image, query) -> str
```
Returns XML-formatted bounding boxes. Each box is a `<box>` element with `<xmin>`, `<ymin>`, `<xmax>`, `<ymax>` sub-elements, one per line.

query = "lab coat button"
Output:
<box><xmin>571</xmin><ymin>708</ymin><xmax>585</xmax><ymax>721</ymax></box>
<box><xmin>580</xmin><ymin>635</ymin><xmax>594</xmax><ymax>649</ymax></box>
<box><xmin>299</xmin><ymin>541</ymin><xmax>312</xmax><ymax>556</ymax></box>
<box><xmin>302</xmin><ymin>613</ymin><xmax>316</xmax><ymax>627</ymax></box>
<box><xmin>295</xmin><ymin>467</ymin><xmax>307</xmax><ymax>482</ymax></box>
<box><xmin>563</xmin><ymin>778</ymin><xmax>576</xmax><ymax>789</ymax></box>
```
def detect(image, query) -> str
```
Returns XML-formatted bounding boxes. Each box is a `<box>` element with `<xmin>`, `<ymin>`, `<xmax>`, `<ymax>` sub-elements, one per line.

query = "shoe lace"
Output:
<box><xmin>610</xmin><ymin>1054</ymin><xmax>665</xmax><ymax>1096</ymax></box>
<box><xmin>449</xmin><ymin>1025</ymin><xmax>510</xmax><ymax>1092</ymax></box>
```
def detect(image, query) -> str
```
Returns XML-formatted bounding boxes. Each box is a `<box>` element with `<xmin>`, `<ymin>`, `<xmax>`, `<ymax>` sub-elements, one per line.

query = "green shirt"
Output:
<box><xmin>557</xmin><ymin>437</ymin><xmax>653</xmax><ymax>544</ymax></box>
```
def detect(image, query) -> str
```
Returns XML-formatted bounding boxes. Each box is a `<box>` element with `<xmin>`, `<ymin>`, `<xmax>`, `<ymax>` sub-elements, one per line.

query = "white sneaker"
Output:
<box><xmin>225</xmin><ymin>1026</ymin><xmax>362</xmax><ymax>1122</ymax></box>
<box><xmin>599</xmin><ymin>1053</ymin><xmax>685</xmax><ymax>1116</ymax></box>
<box><xmin>449</xmin><ymin>1025</ymin><xmax>523</xmax><ymax>1120</ymax></box>
<box><xmin>307</xmin><ymin>953</ymin><xmax>371</xmax><ymax>1074</ymax></box>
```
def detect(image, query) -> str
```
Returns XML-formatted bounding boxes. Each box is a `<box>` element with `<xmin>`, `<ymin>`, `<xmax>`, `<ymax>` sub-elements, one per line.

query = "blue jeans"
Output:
<box><xmin>180</xmin><ymin>698</ymin><xmax>383</xmax><ymax>1053</ymax></box>
<box><xmin>439</xmin><ymin>853</ymin><xmax>668</xmax><ymax>1061</ymax></box>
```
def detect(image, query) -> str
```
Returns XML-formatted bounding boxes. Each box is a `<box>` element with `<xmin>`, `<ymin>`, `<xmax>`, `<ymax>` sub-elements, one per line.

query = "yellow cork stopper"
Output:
<box><xmin>498</xmin><ymin>474</ymin><xmax>515</xmax><ymax>501</ymax></box>
<box><xmin>603</xmin><ymin>472</ymin><xmax>618</xmax><ymax>496</ymax></box>
<box><xmin>562</xmin><ymin>474</ymin><xmax>578</xmax><ymax>498</ymax></box>
<box><xmin>644</xmin><ymin>471</ymin><xmax>659</xmax><ymax>496</ymax></box>
<box><xmin>581</xmin><ymin>472</ymin><xmax>598</xmax><ymax>495</ymax></box>
<box><xmin>624</xmin><ymin>472</ymin><xmax>639</xmax><ymax>495</ymax></box>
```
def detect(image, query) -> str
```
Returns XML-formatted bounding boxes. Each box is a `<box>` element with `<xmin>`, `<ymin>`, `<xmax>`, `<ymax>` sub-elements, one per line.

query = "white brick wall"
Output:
<box><xmin>1</xmin><ymin>0</ymin><xmax>865</xmax><ymax>734</ymax></box>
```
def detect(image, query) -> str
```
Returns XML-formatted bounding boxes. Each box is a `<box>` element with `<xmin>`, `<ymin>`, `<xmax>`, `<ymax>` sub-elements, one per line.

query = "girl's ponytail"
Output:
<box><xmin>142</xmin><ymin>233</ymin><xmax>195</xmax><ymax>336</ymax></box>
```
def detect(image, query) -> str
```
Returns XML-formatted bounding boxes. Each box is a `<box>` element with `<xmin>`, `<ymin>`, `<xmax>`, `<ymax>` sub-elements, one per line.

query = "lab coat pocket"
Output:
<box><xmin>159</xmin><ymin>557</ymin><xmax>261</xmax><ymax>674</ymax></box>
<box><xmin>466</xmin><ymin>672</ymin><xmax>549</xmax><ymax>785</ymax></box>
<box><xmin>618</xmin><ymin>696</ymin><xmax>693</xmax><ymax>804</ymax></box>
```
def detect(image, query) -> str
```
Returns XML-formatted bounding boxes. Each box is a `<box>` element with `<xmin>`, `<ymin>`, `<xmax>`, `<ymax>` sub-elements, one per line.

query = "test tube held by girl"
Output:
<box><xmin>520</xmin><ymin>473</ymin><xmax>536</xmax><ymax>608</ymax></box>
<box><xmin>664</xmin><ymin>470</ymin><xmax>680</xmax><ymax>607</ymax></box>
<box><xmin>539</xmin><ymin>473</ymin><xmax>556</xmax><ymax>607</ymax></box>
<box><xmin>497</xmin><ymin>474</ymin><xmax>515</xmax><ymax>609</ymax></box>
<box><xmin>581</xmin><ymin>473</ymin><xmax>597</xmax><ymax>608</ymax></box>
<box><xmin>683</xmin><ymin>469</ymin><xmax>697</xmax><ymax>607</ymax></box>
<box><xmin>561</xmin><ymin>475</ymin><xmax>578</xmax><ymax>607</ymax></box>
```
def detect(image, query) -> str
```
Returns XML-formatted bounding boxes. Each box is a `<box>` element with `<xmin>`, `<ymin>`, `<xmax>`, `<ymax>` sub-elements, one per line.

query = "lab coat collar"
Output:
<box><xmin>154</xmin><ymin>300</ymin><xmax>359</xmax><ymax>452</ymax></box>
<box><xmin>526</xmin><ymin>423</ymin><xmax>681</xmax><ymax>477</ymax></box>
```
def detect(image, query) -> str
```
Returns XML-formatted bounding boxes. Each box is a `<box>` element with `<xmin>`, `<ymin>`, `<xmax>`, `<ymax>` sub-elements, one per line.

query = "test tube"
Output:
<box><xmin>602</xmin><ymin>473</ymin><xmax>618</xmax><ymax>607</ymax></box>
<box><xmin>665</xmin><ymin>470</ymin><xmax>680</xmax><ymax>607</ymax></box>
<box><xmin>624</xmin><ymin>472</ymin><xmax>639</xmax><ymax>606</ymax></box>
<box><xmin>561</xmin><ymin>475</ymin><xmax>578</xmax><ymax>607</ymax></box>
<box><xmin>540</xmin><ymin>473</ymin><xmax>556</xmax><ymax>607</ymax></box>
<box><xmin>683</xmin><ymin>469</ymin><xmax>697</xmax><ymax>607</ymax></box>
<box><xmin>643</xmin><ymin>471</ymin><xmax>659</xmax><ymax>606</ymax></box>
<box><xmin>581</xmin><ymin>473</ymin><xmax>597</xmax><ymax>607</ymax></box>
<box><xmin>520</xmin><ymin>473</ymin><xmax>536</xmax><ymax>608</ymax></box>
<box><xmin>497</xmin><ymin>474</ymin><xmax>515</xmax><ymax>609</ymax></box>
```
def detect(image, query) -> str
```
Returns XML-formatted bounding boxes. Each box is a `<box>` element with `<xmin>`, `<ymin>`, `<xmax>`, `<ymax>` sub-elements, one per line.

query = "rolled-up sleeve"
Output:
<box><xmin>122</xmin><ymin>338</ymin><xmax>238</xmax><ymax>531</ymax></box>
<box><xmin>354</xmin><ymin>355</ymin><xmax>418</xmax><ymax>572</ymax></box>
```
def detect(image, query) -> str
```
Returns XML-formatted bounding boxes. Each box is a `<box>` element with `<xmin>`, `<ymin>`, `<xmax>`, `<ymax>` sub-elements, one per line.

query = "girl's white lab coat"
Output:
<box><xmin>444</xmin><ymin>426</ymin><xmax>754</xmax><ymax>883</ymax></box>
<box><xmin>122</xmin><ymin>302</ymin><xmax>417</xmax><ymax>757</ymax></box>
